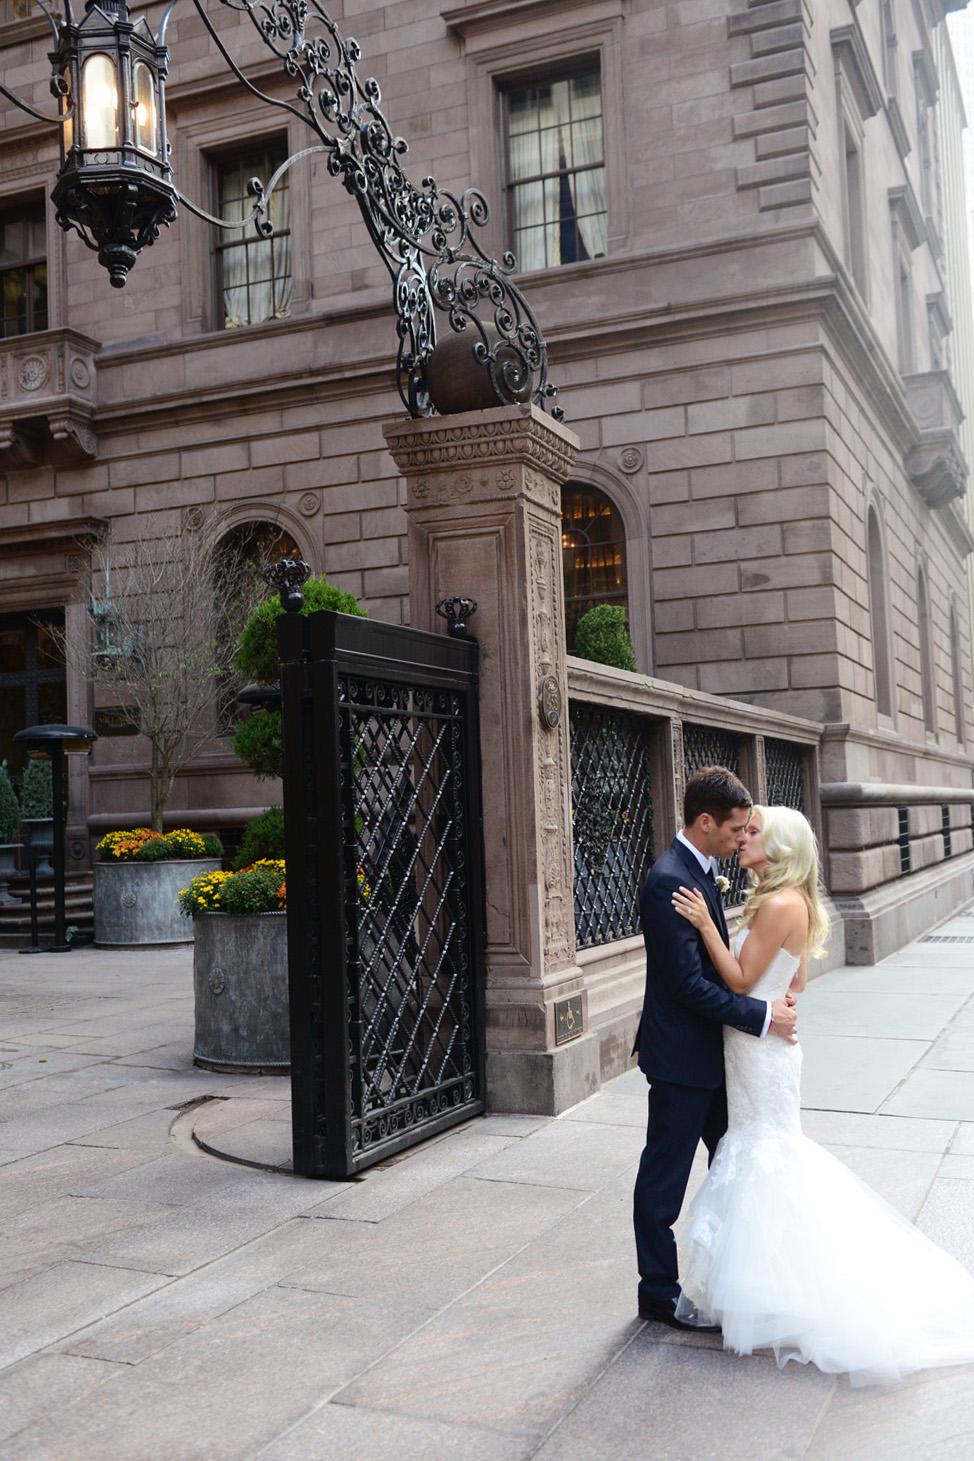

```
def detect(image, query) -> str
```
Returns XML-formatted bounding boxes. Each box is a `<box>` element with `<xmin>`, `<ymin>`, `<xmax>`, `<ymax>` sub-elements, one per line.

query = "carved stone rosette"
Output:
<box><xmin>0</xmin><ymin>328</ymin><xmax>100</xmax><ymax>469</ymax></box>
<box><xmin>388</xmin><ymin>404</ymin><xmax>597</xmax><ymax>1113</ymax></box>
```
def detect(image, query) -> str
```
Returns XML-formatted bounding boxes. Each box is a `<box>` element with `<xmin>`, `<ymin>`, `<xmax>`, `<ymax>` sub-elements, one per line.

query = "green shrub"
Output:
<box><xmin>233</xmin><ymin>806</ymin><xmax>285</xmax><ymax>871</ymax></box>
<box><xmin>234</xmin><ymin>575</ymin><xmax>367</xmax><ymax>686</ymax></box>
<box><xmin>231</xmin><ymin>575</ymin><xmax>366</xmax><ymax>781</ymax></box>
<box><xmin>200</xmin><ymin>832</ymin><xmax>224</xmax><ymax>859</ymax></box>
<box><xmin>0</xmin><ymin>760</ymin><xmax>19</xmax><ymax>843</ymax></box>
<box><xmin>19</xmin><ymin>757</ymin><xmax>53</xmax><ymax>819</ymax></box>
<box><xmin>220</xmin><ymin>864</ymin><xmax>285</xmax><ymax>915</ymax></box>
<box><xmin>231</xmin><ymin>713</ymin><xmax>284</xmax><ymax>782</ymax></box>
<box><xmin>574</xmin><ymin>605</ymin><xmax>637</xmax><ymax>672</ymax></box>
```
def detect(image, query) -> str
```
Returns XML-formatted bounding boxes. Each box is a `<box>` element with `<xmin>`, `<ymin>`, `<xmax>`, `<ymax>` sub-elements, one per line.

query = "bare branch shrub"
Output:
<box><xmin>54</xmin><ymin>510</ymin><xmax>278</xmax><ymax>831</ymax></box>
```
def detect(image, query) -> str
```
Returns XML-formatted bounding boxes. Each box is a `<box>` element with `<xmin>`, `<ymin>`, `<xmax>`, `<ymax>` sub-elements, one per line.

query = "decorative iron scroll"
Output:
<box><xmin>570</xmin><ymin>700</ymin><xmax>656</xmax><ymax>949</ymax></box>
<box><xmin>193</xmin><ymin>0</ymin><xmax>562</xmax><ymax>420</ymax></box>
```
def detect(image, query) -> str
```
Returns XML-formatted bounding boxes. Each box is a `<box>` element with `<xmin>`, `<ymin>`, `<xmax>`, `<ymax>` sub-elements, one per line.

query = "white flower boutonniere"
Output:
<box><xmin>715</xmin><ymin>875</ymin><xmax>730</xmax><ymax>894</ymax></box>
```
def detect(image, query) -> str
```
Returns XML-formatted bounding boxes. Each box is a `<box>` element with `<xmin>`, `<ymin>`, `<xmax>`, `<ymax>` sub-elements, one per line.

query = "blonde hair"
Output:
<box><xmin>740</xmin><ymin>805</ymin><xmax>831</xmax><ymax>959</ymax></box>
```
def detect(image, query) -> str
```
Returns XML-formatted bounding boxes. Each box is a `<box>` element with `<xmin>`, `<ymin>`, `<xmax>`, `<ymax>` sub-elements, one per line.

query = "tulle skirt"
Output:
<box><xmin>677</xmin><ymin>1126</ymin><xmax>974</xmax><ymax>1387</ymax></box>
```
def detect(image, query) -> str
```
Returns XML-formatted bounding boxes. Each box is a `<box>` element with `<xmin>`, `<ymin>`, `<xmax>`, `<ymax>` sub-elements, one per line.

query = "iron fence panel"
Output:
<box><xmin>280</xmin><ymin>611</ymin><xmax>485</xmax><ymax>1178</ymax></box>
<box><xmin>682</xmin><ymin>723</ymin><xmax>749</xmax><ymax>905</ymax></box>
<box><xmin>765</xmin><ymin>737</ymin><xmax>806</xmax><ymax>814</ymax></box>
<box><xmin>570</xmin><ymin>700</ymin><xmax>655</xmax><ymax>949</ymax></box>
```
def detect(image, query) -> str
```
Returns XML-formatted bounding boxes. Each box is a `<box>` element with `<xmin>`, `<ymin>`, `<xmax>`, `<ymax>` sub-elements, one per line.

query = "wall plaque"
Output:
<box><xmin>555</xmin><ymin>994</ymin><xmax>583</xmax><ymax>1044</ymax></box>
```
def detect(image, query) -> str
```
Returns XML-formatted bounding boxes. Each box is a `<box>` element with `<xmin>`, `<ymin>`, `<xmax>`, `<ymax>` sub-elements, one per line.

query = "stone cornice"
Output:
<box><xmin>441</xmin><ymin>0</ymin><xmax>621</xmax><ymax>38</ymax></box>
<box><xmin>0</xmin><ymin>516</ymin><xmax>108</xmax><ymax>555</ymax></box>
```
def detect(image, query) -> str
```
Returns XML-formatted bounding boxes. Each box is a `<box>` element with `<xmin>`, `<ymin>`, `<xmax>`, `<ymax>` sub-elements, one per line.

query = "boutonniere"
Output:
<box><xmin>715</xmin><ymin>875</ymin><xmax>730</xmax><ymax>894</ymax></box>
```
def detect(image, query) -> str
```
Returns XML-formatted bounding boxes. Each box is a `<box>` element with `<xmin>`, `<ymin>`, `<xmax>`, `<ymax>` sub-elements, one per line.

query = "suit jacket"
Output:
<box><xmin>633</xmin><ymin>838</ymin><xmax>768</xmax><ymax>1089</ymax></box>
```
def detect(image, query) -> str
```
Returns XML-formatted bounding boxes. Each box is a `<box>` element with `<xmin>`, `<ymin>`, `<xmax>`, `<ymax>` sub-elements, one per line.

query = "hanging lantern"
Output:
<box><xmin>50</xmin><ymin>0</ymin><xmax>176</xmax><ymax>287</ymax></box>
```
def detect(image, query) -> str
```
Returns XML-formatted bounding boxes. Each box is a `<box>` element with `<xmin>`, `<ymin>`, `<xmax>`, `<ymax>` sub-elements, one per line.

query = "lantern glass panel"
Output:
<box><xmin>132</xmin><ymin>63</ymin><xmax>157</xmax><ymax>155</ymax></box>
<box><xmin>60</xmin><ymin>70</ymin><xmax>73</xmax><ymax>153</ymax></box>
<box><xmin>82</xmin><ymin>54</ymin><xmax>118</xmax><ymax>149</ymax></box>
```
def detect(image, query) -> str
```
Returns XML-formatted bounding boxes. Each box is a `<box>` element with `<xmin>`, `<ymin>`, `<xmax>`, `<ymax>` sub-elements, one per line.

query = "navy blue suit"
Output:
<box><xmin>633</xmin><ymin>837</ymin><xmax>767</xmax><ymax>1305</ymax></box>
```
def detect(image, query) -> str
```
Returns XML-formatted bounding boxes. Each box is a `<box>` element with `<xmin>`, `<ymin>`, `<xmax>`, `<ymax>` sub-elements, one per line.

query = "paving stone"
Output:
<box><xmin>822</xmin><ymin>1145</ymin><xmax>941</xmax><ymax>1220</ymax></box>
<box><xmin>304</xmin><ymin>1129</ymin><xmax>521</xmax><ymax>1222</ymax></box>
<box><xmin>0</xmin><ymin>1354</ymin><xmax>115</xmax><ymax>1446</ymax></box>
<box><xmin>285</xmin><ymin>1175</ymin><xmax>585</xmax><ymax>1306</ymax></box>
<box><xmin>259</xmin><ymin>1401</ymin><xmax>531</xmax><ymax>1460</ymax></box>
<box><xmin>0</xmin><ymin>1143</ymin><xmax>162</xmax><ymax>1221</ymax></box>
<box><xmin>916</xmin><ymin>1178</ymin><xmax>974</xmax><ymax>1273</ymax></box>
<box><xmin>467</xmin><ymin>1116</ymin><xmax>641</xmax><ymax>1192</ymax></box>
<box><xmin>806</xmin><ymin>1361</ymin><xmax>974</xmax><ymax>1460</ymax></box>
<box><xmin>530</xmin><ymin>1333</ymin><xmax>834</xmax><ymax>1461</ymax></box>
<box><xmin>798</xmin><ymin>991</ymin><xmax>966</xmax><ymax>1041</ymax></box>
<box><xmin>951</xmin><ymin>1122</ymin><xmax>974</xmax><ymax>1156</ymax></box>
<box><xmin>333</xmin><ymin>1176</ymin><xmax>642</xmax><ymax>1436</ymax></box>
<box><xmin>818</xmin><ymin>967</ymin><xmax>974</xmax><ymax>996</ymax></box>
<box><xmin>882</xmin><ymin>1069</ymin><xmax>974</xmax><ymax>1121</ymax></box>
<box><xmin>559</xmin><ymin>1091</ymin><xmax>648</xmax><ymax>1128</ymax></box>
<box><xmin>202</xmin><ymin>1117</ymin><xmax>293</xmax><ymax>1168</ymax></box>
<box><xmin>0</xmin><ymin>1261</ymin><xmax>168</xmax><ymax>1371</ymax></box>
<box><xmin>1</xmin><ymin>1287</ymin><xmax>439</xmax><ymax>1461</ymax></box>
<box><xmin>801</xmin><ymin>1035</ymin><xmax>930</xmax><ymax>1113</ymax></box>
<box><xmin>191</xmin><ymin>1096</ymin><xmax>290</xmax><ymax>1139</ymax></box>
<box><xmin>800</xmin><ymin>1110</ymin><xmax>957</xmax><ymax>1152</ymax></box>
<box><xmin>938</xmin><ymin>1154</ymin><xmax>974</xmax><ymax>1179</ymax></box>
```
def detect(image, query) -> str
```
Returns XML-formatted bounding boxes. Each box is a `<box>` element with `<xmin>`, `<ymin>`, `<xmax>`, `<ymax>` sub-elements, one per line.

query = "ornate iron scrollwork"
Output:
<box><xmin>435</xmin><ymin>596</ymin><xmax>478</xmax><ymax>638</ymax></box>
<box><xmin>190</xmin><ymin>0</ymin><xmax>562</xmax><ymax>421</ymax></box>
<box><xmin>263</xmin><ymin>557</ymin><xmax>312</xmax><ymax>612</ymax></box>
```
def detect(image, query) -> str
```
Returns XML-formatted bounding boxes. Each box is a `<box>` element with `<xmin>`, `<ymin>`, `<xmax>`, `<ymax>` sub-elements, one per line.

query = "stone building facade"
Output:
<box><xmin>1</xmin><ymin>0</ymin><xmax>973</xmax><ymax>953</ymax></box>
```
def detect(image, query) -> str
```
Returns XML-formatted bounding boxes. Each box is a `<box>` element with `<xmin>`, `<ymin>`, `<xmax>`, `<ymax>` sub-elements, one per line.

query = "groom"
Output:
<box><xmin>632</xmin><ymin>765</ymin><xmax>798</xmax><ymax>1329</ymax></box>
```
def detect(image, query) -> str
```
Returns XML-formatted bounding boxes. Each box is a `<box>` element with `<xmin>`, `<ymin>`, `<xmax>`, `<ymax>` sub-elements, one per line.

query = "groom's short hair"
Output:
<box><xmin>684</xmin><ymin>766</ymin><xmax>752</xmax><ymax>826</ymax></box>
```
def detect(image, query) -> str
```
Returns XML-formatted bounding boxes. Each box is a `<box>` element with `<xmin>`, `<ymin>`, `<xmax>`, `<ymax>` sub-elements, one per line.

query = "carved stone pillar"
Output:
<box><xmin>385</xmin><ymin>403</ymin><xmax>601</xmax><ymax>1114</ymax></box>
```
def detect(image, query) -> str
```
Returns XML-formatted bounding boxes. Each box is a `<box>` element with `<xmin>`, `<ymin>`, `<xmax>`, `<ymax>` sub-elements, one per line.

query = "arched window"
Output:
<box><xmin>916</xmin><ymin>563</ymin><xmax>937</xmax><ymax>735</ymax></box>
<box><xmin>950</xmin><ymin>601</ymin><xmax>965</xmax><ymax>746</ymax></box>
<box><xmin>561</xmin><ymin>484</ymin><xmax>628</xmax><ymax>652</ymax></box>
<box><xmin>866</xmin><ymin>506</ymin><xmax>894</xmax><ymax>719</ymax></box>
<box><xmin>213</xmin><ymin>520</ymin><xmax>299</xmax><ymax>732</ymax></box>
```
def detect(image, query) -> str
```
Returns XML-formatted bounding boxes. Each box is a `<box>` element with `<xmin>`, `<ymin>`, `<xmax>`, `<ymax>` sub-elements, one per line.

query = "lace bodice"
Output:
<box><xmin>724</xmin><ymin>928</ymin><xmax>802</xmax><ymax>1135</ymax></box>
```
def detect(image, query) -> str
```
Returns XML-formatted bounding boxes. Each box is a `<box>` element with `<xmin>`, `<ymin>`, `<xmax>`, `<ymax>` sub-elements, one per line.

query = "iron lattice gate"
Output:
<box><xmin>279</xmin><ymin>611</ymin><xmax>486</xmax><ymax>1178</ymax></box>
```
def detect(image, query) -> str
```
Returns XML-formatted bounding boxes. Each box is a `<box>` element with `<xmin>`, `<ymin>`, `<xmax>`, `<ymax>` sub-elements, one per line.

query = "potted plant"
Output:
<box><xmin>19</xmin><ymin>756</ymin><xmax>55</xmax><ymax>878</ymax></box>
<box><xmin>0</xmin><ymin>760</ymin><xmax>22</xmax><ymax>903</ymax></box>
<box><xmin>177</xmin><ymin>859</ymin><xmax>288</xmax><ymax>1073</ymax></box>
<box><xmin>93</xmin><ymin>827</ymin><xmax>223</xmax><ymax>949</ymax></box>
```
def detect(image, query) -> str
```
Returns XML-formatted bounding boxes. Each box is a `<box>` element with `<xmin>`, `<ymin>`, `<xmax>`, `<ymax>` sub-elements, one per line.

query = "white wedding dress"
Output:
<box><xmin>676</xmin><ymin>931</ymin><xmax>974</xmax><ymax>1386</ymax></box>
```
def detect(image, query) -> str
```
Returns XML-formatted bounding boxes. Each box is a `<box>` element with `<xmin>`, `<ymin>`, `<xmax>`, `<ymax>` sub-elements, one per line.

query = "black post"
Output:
<box><xmin>18</xmin><ymin>864</ymin><xmax>43</xmax><ymax>955</ymax></box>
<box><xmin>50</xmin><ymin>743</ymin><xmax>69</xmax><ymax>951</ymax></box>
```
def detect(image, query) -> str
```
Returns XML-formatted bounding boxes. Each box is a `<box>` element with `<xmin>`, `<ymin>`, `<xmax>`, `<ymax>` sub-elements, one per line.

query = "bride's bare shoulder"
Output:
<box><xmin>752</xmin><ymin>889</ymin><xmax>807</xmax><ymax>929</ymax></box>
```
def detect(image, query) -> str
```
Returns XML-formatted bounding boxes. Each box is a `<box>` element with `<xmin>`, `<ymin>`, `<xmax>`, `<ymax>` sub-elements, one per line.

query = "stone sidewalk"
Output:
<box><xmin>1</xmin><ymin>916</ymin><xmax>974</xmax><ymax>1460</ymax></box>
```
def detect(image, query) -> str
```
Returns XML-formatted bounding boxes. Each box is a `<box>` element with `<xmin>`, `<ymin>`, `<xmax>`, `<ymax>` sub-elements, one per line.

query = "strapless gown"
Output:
<box><xmin>676</xmin><ymin>931</ymin><xmax>974</xmax><ymax>1386</ymax></box>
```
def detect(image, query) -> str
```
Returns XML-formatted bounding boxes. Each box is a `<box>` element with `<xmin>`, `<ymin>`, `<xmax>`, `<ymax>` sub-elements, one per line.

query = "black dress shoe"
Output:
<box><xmin>638</xmin><ymin>1297</ymin><xmax>721</xmax><ymax>1333</ymax></box>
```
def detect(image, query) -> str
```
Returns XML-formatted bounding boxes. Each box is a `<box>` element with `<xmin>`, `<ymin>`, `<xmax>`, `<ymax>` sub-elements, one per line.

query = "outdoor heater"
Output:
<box><xmin>13</xmin><ymin>723</ymin><xmax>98</xmax><ymax>953</ymax></box>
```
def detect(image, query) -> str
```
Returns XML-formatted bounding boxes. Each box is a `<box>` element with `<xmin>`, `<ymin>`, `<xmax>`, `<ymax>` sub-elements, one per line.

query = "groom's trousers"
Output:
<box><xmin>633</xmin><ymin>1078</ymin><xmax>727</xmax><ymax>1305</ymax></box>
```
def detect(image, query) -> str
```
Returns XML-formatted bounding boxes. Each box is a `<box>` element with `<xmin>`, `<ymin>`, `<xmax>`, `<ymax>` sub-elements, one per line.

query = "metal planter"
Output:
<box><xmin>192</xmin><ymin>911</ymin><xmax>289</xmax><ymax>1074</ymax></box>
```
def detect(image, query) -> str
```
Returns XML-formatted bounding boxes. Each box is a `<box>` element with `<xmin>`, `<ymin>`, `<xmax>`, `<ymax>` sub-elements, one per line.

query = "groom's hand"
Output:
<box><xmin>769</xmin><ymin>997</ymin><xmax>799</xmax><ymax>1043</ymax></box>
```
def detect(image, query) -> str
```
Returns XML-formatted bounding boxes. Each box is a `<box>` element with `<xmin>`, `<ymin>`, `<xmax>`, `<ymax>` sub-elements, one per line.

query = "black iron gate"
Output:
<box><xmin>278</xmin><ymin>610</ymin><xmax>486</xmax><ymax>1179</ymax></box>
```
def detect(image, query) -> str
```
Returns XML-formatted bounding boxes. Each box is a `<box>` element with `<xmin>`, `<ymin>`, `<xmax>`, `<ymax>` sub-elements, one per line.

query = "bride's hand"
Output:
<box><xmin>672</xmin><ymin>885</ymin><xmax>713</xmax><ymax>931</ymax></box>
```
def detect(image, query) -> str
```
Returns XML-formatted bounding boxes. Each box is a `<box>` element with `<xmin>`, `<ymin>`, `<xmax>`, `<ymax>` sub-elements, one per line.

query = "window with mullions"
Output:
<box><xmin>561</xmin><ymin>484</ymin><xmax>628</xmax><ymax>651</ymax></box>
<box><xmin>214</xmin><ymin>145</ymin><xmax>291</xmax><ymax>329</ymax></box>
<box><xmin>505</xmin><ymin>67</ymin><xmax>607</xmax><ymax>271</ymax></box>
<box><xmin>0</xmin><ymin>0</ymin><xmax>35</xmax><ymax>22</ymax></box>
<box><xmin>0</xmin><ymin>612</ymin><xmax>66</xmax><ymax>779</ymax></box>
<box><xmin>0</xmin><ymin>207</ymin><xmax>47</xmax><ymax>339</ymax></box>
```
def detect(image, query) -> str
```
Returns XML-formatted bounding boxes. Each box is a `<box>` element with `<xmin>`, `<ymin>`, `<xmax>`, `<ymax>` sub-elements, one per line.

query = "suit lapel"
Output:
<box><xmin>673</xmin><ymin>839</ymin><xmax>730</xmax><ymax>949</ymax></box>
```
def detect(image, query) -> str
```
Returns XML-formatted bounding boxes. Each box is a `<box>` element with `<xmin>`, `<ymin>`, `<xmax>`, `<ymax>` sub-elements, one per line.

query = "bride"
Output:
<box><xmin>671</xmin><ymin>805</ymin><xmax>974</xmax><ymax>1386</ymax></box>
